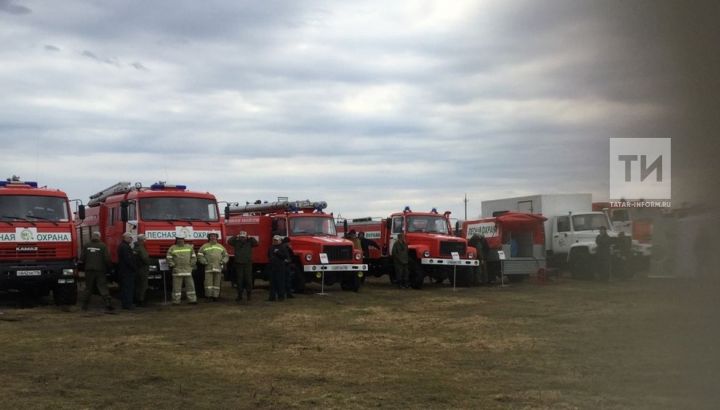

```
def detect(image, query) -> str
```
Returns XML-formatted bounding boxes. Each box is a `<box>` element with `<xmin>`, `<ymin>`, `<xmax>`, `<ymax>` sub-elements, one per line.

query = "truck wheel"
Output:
<box><xmin>340</xmin><ymin>274</ymin><xmax>361</xmax><ymax>292</ymax></box>
<box><xmin>53</xmin><ymin>283</ymin><xmax>78</xmax><ymax>306</ymax></box>
<box><xmin>409</xmin><ymin>259</ymin><xmax>425</xmax><ymax>289</ymax></box>
<box><xmin>569</xmin><ymin>249</ymin><xmax>591</xmax><ymax>279</ymax></box>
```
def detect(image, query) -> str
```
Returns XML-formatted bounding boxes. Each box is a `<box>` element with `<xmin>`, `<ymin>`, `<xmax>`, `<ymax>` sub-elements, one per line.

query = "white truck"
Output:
<box><xmin>481</xmin><ymin>194</ymin><xmax>632</xmax><ymax>278</ymax></box>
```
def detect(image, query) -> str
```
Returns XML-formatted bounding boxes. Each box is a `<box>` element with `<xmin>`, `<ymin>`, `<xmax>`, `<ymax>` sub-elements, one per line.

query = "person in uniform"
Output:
<box><xmin>117</xmin><ymin>232</ymin><xmax>137</xmax><ymax>310</ymax></box>
<box><xmin>347</xmin><ymin>230</ymin><xmax>361</xmax><ymax>250</ymax></box>
<box><xmin>392</xmin><ymin>233</ymin><xmax>409</xmax><ymax>288</ymax></box>
<box><xmin>267</xmin><ymin>235</ymin><xmax>288</xmax><ymax>301</ymax></box>
<box><xmin>358</xmin><ymin>231</ymin><xmax>380</xmax><ymax>262</ymax></box>
<box><xmin>468</xmin><ymin>234</ymin><xmax>486</xmax><ymax>285</ymax></box>
<box><xmin>198</xmin><ymin>231</ymin><xmax>229</xmax><ymax>301</ymax></box>
<box><xmin>134</xmin><ymin>234</ymin><xmax>151</xmax><ymax>307</ymax></box>
<box><xmin>167</xmin><ymin>233</ymin><xmax>198</xmax><ymax>304</ymax></box>
<box><xmin>79</xmin><ymin>231</ymin><xmax>114</xmax><ymax>311</ymax></box>
<box><xmin>596</xmin><ymin>226</ymin><xmax>612</xmax><ymax>281</ymax></box>
<box><xmin>228</xmin><ymin>231</ymin><xmax>258</xmax><ymax>302</ymax></box>
<box><xmin>282</xmin><ymin>236</ymin><xmax>295</xmax><ymax>298</ymax></box>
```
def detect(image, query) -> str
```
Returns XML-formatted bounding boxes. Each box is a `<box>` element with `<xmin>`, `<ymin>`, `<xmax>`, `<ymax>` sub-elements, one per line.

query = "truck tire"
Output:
<box><xmin>409</xmin><ymin>259</ymin><xmax>424</xmax><ymax>289</ymax></box>
<box><xmin>53</xmin><ymin>283</ymin><xmax>78</xmax><ymax>306</ymax></box>
<box><xmin>340</xmin><ymin>273</ymin><xmax>361</xmax><ymax>292</ymax></box>
<box><xmin>569</xmin><ymin>248</ymin><xmax>591</xmax><ymax>280</ymax></box>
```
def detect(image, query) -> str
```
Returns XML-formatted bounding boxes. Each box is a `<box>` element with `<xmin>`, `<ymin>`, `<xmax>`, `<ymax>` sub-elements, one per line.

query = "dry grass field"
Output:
<box><xmin>1</xmin><ymin>275</ymin><xmax>719</xmax><ymax>409</ymax></box>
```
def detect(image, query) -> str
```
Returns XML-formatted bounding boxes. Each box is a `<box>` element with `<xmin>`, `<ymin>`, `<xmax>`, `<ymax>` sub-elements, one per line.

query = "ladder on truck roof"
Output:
<box><xmin>88</xmin><ymin>182</ymin><xmax>132</xmax><ymax>207</ymax></box>
<box><xmin>229</xmin><ymin>200</ymin><xmax>327</xmax><ymax>215</ymax></box>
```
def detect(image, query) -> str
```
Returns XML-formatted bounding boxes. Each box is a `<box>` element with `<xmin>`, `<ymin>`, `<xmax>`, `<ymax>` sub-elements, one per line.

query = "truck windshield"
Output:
<box><xmin>572</xmin><ymin>214</ymin><xmax>610</xmax><ymax>231</ymax></box>
<box><xmin>289</xmin><ymin>216</ymin><xmax>337</xmax><ymax>236</ymax></box>
<box><xmin>0</xmin><ymin>195</ymin><xmax>69</xmax><ymax>222</ymax></box>
<box><xmin>407</xmin><ymin>216</ymin><xmax>450</xmax><ymax>234</ymax></box>
<box><xmin>140</xmin><ymin>198</ymin><xmax>219</xmax><ymax>221</ymax></box>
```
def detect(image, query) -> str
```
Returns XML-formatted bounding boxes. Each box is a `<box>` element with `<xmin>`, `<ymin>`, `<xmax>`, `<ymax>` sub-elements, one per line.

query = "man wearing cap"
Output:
<box><xmin>267</xmin><ymin>235</ymin><xmax>289</xmax><ymax>301</ymax></box>
<box><xmin>79</xmin><ymin>231</ymin><xmax>114</xmax><ymax>311</ymax></box>
<box><xmin>166</xmin><ymin>233</ymin><xmax>198</xmax><ymax>304</ymax></box>
<box><xmin>134</xmin><ymin>234</ymin><xmax>152</xmax><ymax>306</ymax></box>
<box><xmin>198</xmin><ymin>231</ymin><xmax>229</xmax><ymax>301</ymax></box>
<box><xmin>228</xmin><ymin>231</ymin><xmax>258</xmax><ymax>302</ymax></box>
<box><xmin>117</xmin><ymin>232</ymin><xmax>137</xmax><ymax>310</ymax></box>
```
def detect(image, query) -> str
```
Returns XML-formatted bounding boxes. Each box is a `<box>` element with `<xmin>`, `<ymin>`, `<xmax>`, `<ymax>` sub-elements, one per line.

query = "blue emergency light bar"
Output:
<box><xmin>150</xmin><ymin>182</ymin><xmax>187</xmax><ymax>190</ymax></box>
<box><xmin>0</xmin><ymin>180</ymin><xmax>38</xmax><ymax>188</ymax></box>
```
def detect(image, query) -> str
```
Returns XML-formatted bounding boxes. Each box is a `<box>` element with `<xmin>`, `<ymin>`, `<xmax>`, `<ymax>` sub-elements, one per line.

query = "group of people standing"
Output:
<box><xmin>79</xmin><ymin>231</ymin><xmax>151</xmax><ymax>311</ymax></box>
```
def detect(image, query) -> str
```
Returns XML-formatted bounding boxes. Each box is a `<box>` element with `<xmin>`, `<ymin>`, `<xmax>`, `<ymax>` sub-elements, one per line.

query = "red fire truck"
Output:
<box><xmin>224</xmin><ymin>200</ymin><xmax>366</xmax><ymax>292</ymax></box>
<box><xmin>339</xmin><ymin>207</ymin><xmax>480</xmax><ymax>288</ymax></box>
<box><xmin>0</xmin><ymin>176</ymin><xmax>78</xmax><ymax>304</ymax></box>
<box><xmin>77</xmin><ymin>182</ymin><xmax>224</xmax><ymax>290</ymax></box>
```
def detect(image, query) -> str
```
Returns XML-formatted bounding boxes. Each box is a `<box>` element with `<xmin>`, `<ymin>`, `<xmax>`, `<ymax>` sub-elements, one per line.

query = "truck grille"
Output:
<box><xmin>0</xmin><ymin>245</ymin><xmax>58</xmax><ymax>259</ymax></box>
<box><xmin>323</xmin><ymin>245</ymin><xmax>353</xmax><ymax>261</ymax></box>
<box><xmin>440</xmin><ymin>241</ymin><xmax>466</xmax><ymax>256</ymax></box>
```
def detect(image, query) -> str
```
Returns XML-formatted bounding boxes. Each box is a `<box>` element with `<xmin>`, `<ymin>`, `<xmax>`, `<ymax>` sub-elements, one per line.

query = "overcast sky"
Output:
<box><xmin>1</xmin><ymin>0</ymin><xmax>718</xmax><ymax>219</ymax></box>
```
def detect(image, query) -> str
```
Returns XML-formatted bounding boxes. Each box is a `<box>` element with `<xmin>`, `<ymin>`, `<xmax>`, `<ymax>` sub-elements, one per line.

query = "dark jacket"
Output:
<box><xmin>134</xmin><ymin>242</ymin><xmax>151</xmax><ymax>275</ymax></box>
<box><xmin>117</xmin><ymin>241</ymin><xmax>137</xmax><ymax>275</ymax></box>
<box><xmin>596</xmin><ymin>233</ymin><xmax>612</xmax><ymax>256</ymax></box>
<box><xmin>359</xmin><ymin>237</ymin><xmax>380</xmax><ymax>258</ymax></box>
<box><xmin>392</xmin><ymin>240</ymin><xmax>409</xmax><ymax>265</ymax></box>
<box><xmin>268</xmin><ymin>243</ymin><xmax>289</xmax><ymax>271</ymax></box>
<box><xmin>81</xmin><ymin>239</ymin><xmax>111</xmax><ymax>272</ymax></box>
<box><xmin>228</xmin><ymin>236</ymin><xmax>258</xmax><ymax>264</ymax></box>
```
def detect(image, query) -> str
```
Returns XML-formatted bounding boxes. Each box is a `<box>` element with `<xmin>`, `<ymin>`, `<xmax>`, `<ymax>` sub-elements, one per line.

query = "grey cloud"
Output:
<box><xmin>0</xmin><ymin>0</ymin><xmax>30</xmax><ymax>15</ymax></box>
<box><xmin>81</xmin><ymin>50</ymin><xmax>120</xmax><ymax>66</ymax></box>
<box><xmin>130</xmin><ymin>62</ymin><xmax>148</xmax><ymax>71</ymax></box>
<box><xmin>44</xmin><ymin>44</ymin><xmax>60</xmax><ymax>52</ymax></box>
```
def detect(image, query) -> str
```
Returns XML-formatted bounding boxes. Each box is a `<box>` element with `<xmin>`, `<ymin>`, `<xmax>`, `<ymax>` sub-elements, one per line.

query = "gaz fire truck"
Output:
<box><xmin>0</xmin><ymin>176</ymin><xmax>78</xmax><ymax>305</ymax></box>
<box><xmin>338</xmin><ymin>207</ymin><xmax>480</xmax><ymax>288</ymax></box>
<box><xmin>77</xmin><ymin>182</ymin><xmax>224</xmax><ymax>289</ymax></box>
<box><xmin>224</xmin><ymin>200</ymin><xmax>367</xmax><ymax>292</ymax></box>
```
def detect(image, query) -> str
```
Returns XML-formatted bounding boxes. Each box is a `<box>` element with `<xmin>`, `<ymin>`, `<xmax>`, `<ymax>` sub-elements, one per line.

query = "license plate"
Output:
<box><xmin>16</xmin><ymin>270</ymin><xmax>42</xmax><ymax>276</ymax></box>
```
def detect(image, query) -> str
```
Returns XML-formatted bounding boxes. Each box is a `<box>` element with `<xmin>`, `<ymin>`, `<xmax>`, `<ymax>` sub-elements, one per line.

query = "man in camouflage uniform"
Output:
<box><xmin>228</xmin><ymin>231</ymin><xmax>258</xmax><ymax>302</ymax></box>
<box><xmin>166</xmin><ymin>233</ymin><xmax>197</xmax><ymax>304</ymax></box>
<box><xmin>392</xmin><ymin>233</ymin><xmax>409</xmax><ymax>289</ymax></box>
<box><xmin>79</xmin><ymin>231</ymin><xmax>114</xmax><ymax>311</ymax></box>
<box><xmin>198</xmin><ymin>231</ymin><xmax>228</xmax><ymax>301</ymax></box>
<box><xmin>134</xmin><ymin>234</ymin><xmax>152</xmax><ymax>306</ymax></box>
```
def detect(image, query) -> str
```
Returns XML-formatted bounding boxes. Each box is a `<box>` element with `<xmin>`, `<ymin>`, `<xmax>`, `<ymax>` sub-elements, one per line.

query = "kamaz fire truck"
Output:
<box><xmin>0</xmin><ymin>176</ymin><xmax>78</xmax><ymax>305</ymax></box>
<box><xmin>338</xmin><ymin>207</ymin><xmax>480</xmax><ymax>288</ymax></box>
<box><xmin>224</xmin><ymin>200</ymin><xmax>367</xmax><ymax>292</ymax></box>
<box><xmin>77</xmin><ymin>182</ymin><xmax>224</xmax><ymax>289</ymax></box>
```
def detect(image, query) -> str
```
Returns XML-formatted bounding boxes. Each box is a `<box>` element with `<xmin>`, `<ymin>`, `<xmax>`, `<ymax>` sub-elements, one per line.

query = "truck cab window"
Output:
<box><xmin>272</xmin><ymin>218</ymin><xmax>287</xmax><ymax>236</ymax></box>
<box><xmin>557</xmin><ymin>216</ymin><xmax>570</xmax><ymax>232</ymax></box>
<box><xmin>392</xmin><ymin>216</ymin><xmax>404</xmax><ymax>234</ymax></box>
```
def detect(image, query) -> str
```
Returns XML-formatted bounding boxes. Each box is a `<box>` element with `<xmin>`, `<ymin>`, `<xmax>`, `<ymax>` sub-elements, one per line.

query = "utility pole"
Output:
<box><xmin>463</xmin><ymin>193</ymin><xmax>468</xmax><ymax>220</ymax></box>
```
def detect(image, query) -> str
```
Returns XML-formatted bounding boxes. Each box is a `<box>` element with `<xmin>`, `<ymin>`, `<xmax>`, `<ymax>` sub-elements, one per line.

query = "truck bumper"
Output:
<box><xmin>303</xmin><ymin>264</ymin><xmax>368</xmax><ymax>272</ymax></box>
<box><xmin>0</xmin><ymin>261</ymin><xmax>76</xmax><ymax>290</ymax></box>
<box><xmin>421</xmin><ymin>258</ymin><xmax>479</xmax><ymax>267</ymax></box>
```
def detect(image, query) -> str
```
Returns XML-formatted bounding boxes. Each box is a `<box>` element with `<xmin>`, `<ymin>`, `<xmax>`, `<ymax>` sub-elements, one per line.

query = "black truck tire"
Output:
<box><xmin>409</xmin><ymin>259</ymin><xmax>425</xmax><ymax>289</ymax></box>
<box><xmin>340</xmin><ymin>273</ymin><xmax>361</xmax><ymax>292</ymax></box>
<box><xmin>53</xmin><ymin>283</ymin><xmax>78</xmax><ymax>305</ymax></box>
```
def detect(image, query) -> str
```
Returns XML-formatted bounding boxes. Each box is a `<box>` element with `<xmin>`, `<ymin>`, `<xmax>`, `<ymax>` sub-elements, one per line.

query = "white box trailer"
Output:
<box><xmin>481</xmin><ymin>193</ymin><xmax>593</xmax><ymax>247</ymax></box>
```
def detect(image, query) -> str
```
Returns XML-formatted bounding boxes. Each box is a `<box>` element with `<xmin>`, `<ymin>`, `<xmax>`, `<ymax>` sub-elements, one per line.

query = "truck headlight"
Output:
<box><xmin>62</xmin><ymin>268</ymin><xmax>74</xmax><ymax>276</ymax></box>
<box><xmin>354</xmin><ymin>253</ymin><xmax>362</xmax><ymax>261</ymax></box>
<box><xmin>305</xmin><ymin>253</ymin><xmax>313</xmax><ymax>262</ymax></box>
<box><xmin>468</xmin><ymin>252</ymin><xmax>475</xmax><ymax>259</ymax></box>
<box><xmin>423</xmin><ymin>250</ymin><xmax>430</xmax><ymax>257</ymax></box>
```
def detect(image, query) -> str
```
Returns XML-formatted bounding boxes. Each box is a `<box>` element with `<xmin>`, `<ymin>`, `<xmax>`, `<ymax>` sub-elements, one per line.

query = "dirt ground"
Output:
<box><xmin>1</xmin><ymin>274</ymin><xmax>719</xmax><ymax>409</ymax></box>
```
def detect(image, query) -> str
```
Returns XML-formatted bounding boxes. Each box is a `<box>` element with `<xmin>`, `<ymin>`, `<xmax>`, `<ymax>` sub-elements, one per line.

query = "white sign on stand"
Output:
<box><xmin>497</xmin><ymin>251</ymin><xmax>507</xmax><ymax>287</ymax></box>
<box><xmin>317</xmin><ymin>253</ymin><xmax>329</xmax><ymax>295</ymax></box>
<box><xmin>451</xmin><ymin>252</ymin><xmax>460</xmax><ymax>291</ymax></box>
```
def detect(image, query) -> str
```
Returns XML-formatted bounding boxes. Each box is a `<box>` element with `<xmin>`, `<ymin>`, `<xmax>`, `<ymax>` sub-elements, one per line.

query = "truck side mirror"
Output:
<box><xmin>120</xmin><ymin>201</ymin><xmax>129</xmax><ymax>222</ymax></box>
<box><xmin>224</xmin><ymin>205</ymin><xmax>230</xmax><ymax>221</ymax></box>
<box><xmin>78</xmin><ymin>205</ymin><xmax>86</xmax><ymax>220</ymax></box>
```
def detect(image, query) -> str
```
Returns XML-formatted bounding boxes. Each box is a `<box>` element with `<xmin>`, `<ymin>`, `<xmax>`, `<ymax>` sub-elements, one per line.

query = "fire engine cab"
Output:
<box><xmin>0</xmin><ymin>176</ymin><xmax>78</xmax><ymax>304</ymax></box>
<box><xmin>339</xmin><ymin>207</ymin><xmax>480</xmax><ymax>288</ymax></box>
<box><xmin>77</xmin><ymin>181</ymin><xmax>224</xmax><ymax>289</ymax></box>
<box><xmin>224</xmin><ymin>200</ymin><xmax>367</xmax><ymax>292</ymax></box>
